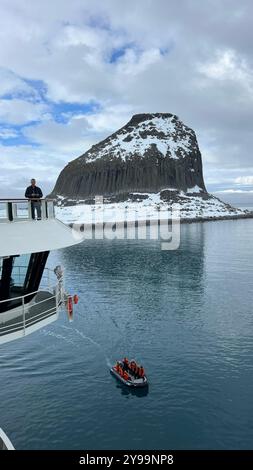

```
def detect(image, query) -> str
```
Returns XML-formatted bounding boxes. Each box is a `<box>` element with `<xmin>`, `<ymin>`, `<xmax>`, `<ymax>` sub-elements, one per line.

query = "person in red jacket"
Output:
<box><xmin>123</xmin><ymin>371</ymin><xmax>129</xmax><ymax>381</ymax></box>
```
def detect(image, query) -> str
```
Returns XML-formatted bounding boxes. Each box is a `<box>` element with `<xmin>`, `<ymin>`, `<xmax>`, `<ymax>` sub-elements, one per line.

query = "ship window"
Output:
<box><xmin>0</xmin><ymin>256</ymin><xmax>15</xmax><ymax>302</ymax></box>
<box><xmin>0</xmin><ymin>254</ymin><xmax>31</xmax><ymax>302</ymax></box>
<box><xmin>0</xmin><ymin>251</ymin><xmax>49</xmax><ymax>312</ymax></box>
<box><xmin>12</xmin><ymin>254</ymin><xmax>30</xmax><ymax>287</ymax></box>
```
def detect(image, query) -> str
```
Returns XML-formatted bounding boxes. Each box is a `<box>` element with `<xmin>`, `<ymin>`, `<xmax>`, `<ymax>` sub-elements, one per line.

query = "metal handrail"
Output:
<box><xmin>0</xmin><ymin>199</ymin><xmax>55</xmax><ymax>222</ymax></box>
<box><xmin>0</xmin><ymin>264</ymin><xmax>67</xmax><ymax>342</ymax></box>
<box><xmin>0</xmin><ymin>300</ymin><xmax>58</xmax><ymax>331</ymax></box>
<box><xmin>0</xmin><ymin>289</ymin><xmax>40</xmax><ymax>304</ymax></box>
<box><xmin>0</xmin><ymin>268</ymin><xmax>56</xmax><ymax>304</ymax></box>
<box><xmin>0</xmin><ymin>292</ymin><xmax>60</xmax><ymax>336</ymax></box>
<box><xmin>25</xmin><ymin>308</ymin><xmax>58</xmax><ymax>326</ymax></box>
<box><xmin>0</xmin><ymin>318</ymin><xmax>24</xmax><ymax>331</ymax></box>
<box><xmin>25</xmin><ymin>312</ymin><xmax>57</xmax><ymax>330</ymax></box>
<box><xmin>0</xmin><ymin>198</ymin><xmax>54</xmax><ymax>202</ymax></box>
<box><xmin>0</xmin><ymin>324</ymin><xmax>23</xmax><ymax>334</ymax></box>
<box><xmin>0</xmin><ymin>288</ymin><xmax>55</xmax><ymax>304</ymax></box>
<box><xmin>0</xmin><ymin>302</ymin><xmax>58</xmax><ymax>332</ymax></box>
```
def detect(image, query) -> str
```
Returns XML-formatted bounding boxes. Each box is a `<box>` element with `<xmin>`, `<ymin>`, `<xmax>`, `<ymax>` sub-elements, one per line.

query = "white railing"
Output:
<box><xmin>0</xmin><ymin>268</ymin><xmax>65</xmax><ymax>341</ymax></box>
<box><xmin>0</xmin><ymin>293</ymin><xmax>57</xmax><ymax>334</ymax></box>
<box><xmin>0</xmin><ymin>199</ymin><xmax>55</xmax><ymax>222</ymax></box>
<box><xmin>0</xmin><ymin>266</ymin><xmax>55</xmax><ymax>289</ymax></box>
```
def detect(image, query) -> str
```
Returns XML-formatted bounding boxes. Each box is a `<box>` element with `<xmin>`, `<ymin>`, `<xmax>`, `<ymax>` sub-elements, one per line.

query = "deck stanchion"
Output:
<box><xmin>28</xmin><ymin>200</ymin><xmax>32</xmax><ymax>219</ymax></box>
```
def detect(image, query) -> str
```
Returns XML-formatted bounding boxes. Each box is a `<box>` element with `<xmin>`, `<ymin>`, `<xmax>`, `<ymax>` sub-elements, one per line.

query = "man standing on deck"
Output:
<box><xmin>25</xmin><ymin>178</ymin><xmax>43</xmax><ymax>220</ymax></box>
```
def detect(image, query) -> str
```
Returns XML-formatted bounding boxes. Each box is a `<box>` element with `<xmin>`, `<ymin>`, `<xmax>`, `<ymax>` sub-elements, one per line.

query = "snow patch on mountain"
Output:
<box><xmin>85</xmin><ymin>114</ymin><xmax>194</xmax><ymax>162</ymax></box>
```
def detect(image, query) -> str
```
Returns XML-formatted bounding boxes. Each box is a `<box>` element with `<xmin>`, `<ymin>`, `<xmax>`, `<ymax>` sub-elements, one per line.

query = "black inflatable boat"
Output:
<box><xmin>110</xmin><ymin>360</ymin><xmax>148</xmax><ymax>388</ymax></box>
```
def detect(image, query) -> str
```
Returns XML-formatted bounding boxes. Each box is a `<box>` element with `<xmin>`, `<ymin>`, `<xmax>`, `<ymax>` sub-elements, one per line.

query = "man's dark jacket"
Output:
<box><xmin>25</xmin><ymin>185</ymin><xmax>43</xmax><ymax>199</ymax></box>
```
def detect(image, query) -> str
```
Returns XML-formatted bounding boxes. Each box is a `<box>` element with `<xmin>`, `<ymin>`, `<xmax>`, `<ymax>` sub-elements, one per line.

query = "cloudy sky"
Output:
<box><xmin>0</xmin><ymin>0</ymin><xmax>253</xmax><ymax>200</ymax></box>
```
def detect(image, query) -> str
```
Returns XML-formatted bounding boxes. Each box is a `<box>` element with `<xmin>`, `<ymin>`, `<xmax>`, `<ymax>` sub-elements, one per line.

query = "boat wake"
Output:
<box><xmin>40</xmin><ymin>328</ymin><xmax>78</xmax><ymax>347</ymax></box>
<box><xmin>60</xmin><ymin>325</ymin><xmax>112</xmax><ymax>367</ymax></box>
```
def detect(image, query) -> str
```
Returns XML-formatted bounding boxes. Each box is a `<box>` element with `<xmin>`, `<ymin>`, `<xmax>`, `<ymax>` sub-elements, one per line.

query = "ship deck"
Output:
<box><xmin>0</xmin><ymin>199</ymin><xmax>80</xmax><ymax>257</ymax></box>
<box><xmin>0</xmin><ymin>291</ymin><xmax>58</xmax><ymax>342</ymax></box>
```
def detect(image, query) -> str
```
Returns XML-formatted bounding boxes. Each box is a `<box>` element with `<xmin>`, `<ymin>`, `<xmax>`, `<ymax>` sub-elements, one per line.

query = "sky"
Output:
<box><xmin>0</xmin><ymin>0</ymin><xmax>253</xmax><ymax>199</ymax></box>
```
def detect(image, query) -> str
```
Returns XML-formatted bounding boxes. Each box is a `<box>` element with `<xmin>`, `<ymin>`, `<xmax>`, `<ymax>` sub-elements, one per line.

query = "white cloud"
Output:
<box><xmin>0</xmin><ymin>0</ymin><xmax>253</xmax><ymax>196</ymax></box>
<box><xmin>23</xmin><ymin>117</ymin><xmax>95</xmax><ymax>153</ymax></box>
<box><xmin>215</xmin><ymin>189</ymin><xmax>253</xmax><ymax>194</ymax></box>
<box><xmin>0</xmin><ymin>128</ymin><xmax>19</xmax><ymax>139</ymax></box>
<box><xmin>235</xmin><ymin>176</ymin><xmax>253</xmax><ymax>185</ymax></box>
<box><xmin>199</xmin><ymin>49</ymin><xmax>249</xmax><ymax>81</ymax></box>
<box><xmin>116</xmin><ymin>48</ymin><xmax>163</xmax><ymax>76</ymax></box>
<box><xmin>0</xmin><ymin>67</ymin><xmax>37</xmax><ymax>98</ymax></box>
<box><xmin>0</xmin><ymin>144</ymin><xmax>68</xmax><ymax>197</ymax></box>
<box><xmin>84</xmin><ymin>104</ymin><xmax>135</xmax><ymax>132</ymax></box>
<box><xmin>23</xmin><ymin>104</ymin><xmax>135</xmax><ymax>153</ymax></box>
<box><xmin>0</xmin><ymin>105</ymin><xmax>137</xmax><ymax>198</ymax></box>
<box><xmin>0</xmin><ymin>99</ymin><xmax>50</xmax><ymax>125</ymax></box>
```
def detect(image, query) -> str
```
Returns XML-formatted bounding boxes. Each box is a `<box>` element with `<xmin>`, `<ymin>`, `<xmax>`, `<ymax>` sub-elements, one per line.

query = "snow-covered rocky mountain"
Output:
<box><xmin>50</xmin><ymin>113</ymin><xmax>250</xmax><ymax>224</ymax></box>
<box><xmin>51</xmin><ymin>113</ymin><xmax>206</xmax><ymax>199</ymax></box>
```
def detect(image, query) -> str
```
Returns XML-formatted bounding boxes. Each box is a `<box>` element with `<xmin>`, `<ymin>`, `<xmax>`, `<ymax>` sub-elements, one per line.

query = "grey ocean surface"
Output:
<box><xmin>1</xmin><ymin>218</ymin><xmax>253</xmax><ymax>450</ymax></box>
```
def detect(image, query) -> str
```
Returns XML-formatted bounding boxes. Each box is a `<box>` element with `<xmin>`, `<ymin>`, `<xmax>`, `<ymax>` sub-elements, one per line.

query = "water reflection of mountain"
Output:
<box><xmin>53</xmin><ymin>223</ymin><xmax>205</xmax><ymax>326</ymax></box>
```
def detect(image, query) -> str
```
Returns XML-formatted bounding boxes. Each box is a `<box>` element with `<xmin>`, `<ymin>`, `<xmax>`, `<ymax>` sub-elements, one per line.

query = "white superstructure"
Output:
<box><xmin>0</xmin><ymin>199</ymin><xmax>80</xmax><ymax>344</ymax></box>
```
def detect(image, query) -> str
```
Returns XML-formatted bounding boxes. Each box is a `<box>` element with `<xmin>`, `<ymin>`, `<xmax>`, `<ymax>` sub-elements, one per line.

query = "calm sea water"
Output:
<box><xmin>1</xmin><ymin>219</ymin><xmax>253</xmax><ymax>450</ymax></box>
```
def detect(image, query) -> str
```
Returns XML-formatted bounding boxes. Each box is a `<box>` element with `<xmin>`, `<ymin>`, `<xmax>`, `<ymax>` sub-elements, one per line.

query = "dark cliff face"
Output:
<box><xmin>50</xmin><ymin>113</ymin><xmax>206</xmax><ymax>200</ymax></box>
